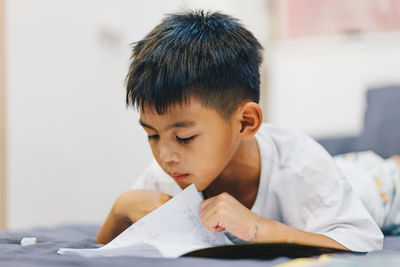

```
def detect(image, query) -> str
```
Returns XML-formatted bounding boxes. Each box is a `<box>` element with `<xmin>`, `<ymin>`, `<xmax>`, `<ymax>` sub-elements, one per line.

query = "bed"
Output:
<box><xmin>0</xmin><ymin>224</ymin><xmax>400</xmax><ymax>267</ymax></box>
<box><xmin>2</xmin><ymin>86</ymin><xmax>400</xmax><ymax>266</ymax></box>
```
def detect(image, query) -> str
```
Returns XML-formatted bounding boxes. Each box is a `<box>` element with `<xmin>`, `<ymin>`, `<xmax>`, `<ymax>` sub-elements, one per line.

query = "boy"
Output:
<box><xmin>96</xmin><ymin>10</ymin><xmax>383</xmax><ymax>252</ymax></box>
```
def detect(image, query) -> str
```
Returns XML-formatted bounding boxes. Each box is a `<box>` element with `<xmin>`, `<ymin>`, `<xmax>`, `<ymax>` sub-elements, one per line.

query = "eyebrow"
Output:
<box><xmin>139</xmin><ymin>120</ymin><xmax>196</xmax><ymax>131</ymax></box>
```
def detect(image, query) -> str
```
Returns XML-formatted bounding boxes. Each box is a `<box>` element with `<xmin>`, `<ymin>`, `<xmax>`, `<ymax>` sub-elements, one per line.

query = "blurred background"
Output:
<box><xmin>0</xmin><ymin>0</ymin><xmax>400</xmax><ymax>230</ymax></box>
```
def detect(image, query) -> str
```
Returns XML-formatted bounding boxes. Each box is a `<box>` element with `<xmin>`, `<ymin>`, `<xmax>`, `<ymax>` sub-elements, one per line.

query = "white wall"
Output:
<box><xmin>266</xmin><ymin>32</ymin><xmax>400</xmax><ymax>138</ymax></box>
<box><xmin>5</xmin><ymin>0</ymin><xmax>177</xmax><ymax>230</ymax></box>
<box><xmin>5</xmin><ymin>0</ymin><xmax>269</xmax><ymax>230</ymax></box>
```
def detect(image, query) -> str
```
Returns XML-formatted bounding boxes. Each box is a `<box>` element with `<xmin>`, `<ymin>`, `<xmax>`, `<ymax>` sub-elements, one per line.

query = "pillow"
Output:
<box><xmin>356</xmin><ymin>86</ymin><xmax>400</xmax><ymax>158</ymax></box>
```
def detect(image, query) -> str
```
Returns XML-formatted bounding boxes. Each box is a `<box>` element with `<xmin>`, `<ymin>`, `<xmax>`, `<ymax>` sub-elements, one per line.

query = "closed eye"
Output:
<box><xmin>176</xmin><ymin>136</ymin><xmax>195</xmax><ymax>144</ymax></box>
<box><xmin>148</xmin><ymin>135</ymin><xmax>160</xmax><ymax>140</ymax></box>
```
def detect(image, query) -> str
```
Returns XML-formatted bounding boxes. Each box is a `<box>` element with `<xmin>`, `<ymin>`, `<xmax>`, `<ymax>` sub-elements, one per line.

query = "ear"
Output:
<box><xmin>235</xmin><ymin>102</ymin><xmax>263</xmax><ymax>140</ymax></box>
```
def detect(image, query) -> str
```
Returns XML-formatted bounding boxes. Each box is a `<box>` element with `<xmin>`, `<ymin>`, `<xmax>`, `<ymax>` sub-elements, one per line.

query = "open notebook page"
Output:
<box><xmin>58</xmin><ymin>184</ymin><xmax>233</xmax><ymax>258</ymax></box>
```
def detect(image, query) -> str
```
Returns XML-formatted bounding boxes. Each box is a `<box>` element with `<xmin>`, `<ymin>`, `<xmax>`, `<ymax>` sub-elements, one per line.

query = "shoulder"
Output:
<box><xmin>257</xmin><ymin>123</ymin><xmax>343</xmax><ymax>205</ymax></box>
<box><xmin>257</xmin><ymin>123</ymin><xmax>335</xmax><ymax>178</ymax></box>
<box><xmin>255</xmin><ymin>124</ymin><xmax>383</xmax><ymax>252</ymax></box>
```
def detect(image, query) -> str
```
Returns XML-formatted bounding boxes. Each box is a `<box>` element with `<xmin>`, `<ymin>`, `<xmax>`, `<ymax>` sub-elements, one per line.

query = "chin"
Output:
<box><xmin>193</xmin><ymin>181</ymin><xmax>210</xmax><ymax>192</ymax></box>
<box><xmin>177</xmin><ymin>181</ymin><xmax>206</xmax><ymax>192</ymax></box>
<box><xmin>176</xmin><ymin>181</ymin><xmax>193</xmax><ymax>190</ymax></box>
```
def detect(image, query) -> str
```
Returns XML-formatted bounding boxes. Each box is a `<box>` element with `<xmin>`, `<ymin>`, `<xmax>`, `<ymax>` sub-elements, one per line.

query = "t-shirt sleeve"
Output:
<box><xmin>270</xmin><ymin>135</ymin><xmax>383</xmax><ymax>252</ymax></box>
<box><xmin>131</xmin><ymin>160</ymin><xmax>182</xmax><ymax>196</ymax></box>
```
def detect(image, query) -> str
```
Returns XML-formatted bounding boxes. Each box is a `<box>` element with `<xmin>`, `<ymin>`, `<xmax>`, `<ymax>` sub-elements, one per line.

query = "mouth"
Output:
<box><xmin>169</xmin><ymin>172</ymin><xmax>190</xmax><ymax>181</ymax></box>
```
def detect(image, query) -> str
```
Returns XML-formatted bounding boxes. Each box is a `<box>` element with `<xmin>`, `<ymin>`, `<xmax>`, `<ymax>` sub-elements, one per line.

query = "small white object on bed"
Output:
<box><xmin>21</xmin><ymin>237</ymin><xmax>37</xmax><ymax>246</ymax></box>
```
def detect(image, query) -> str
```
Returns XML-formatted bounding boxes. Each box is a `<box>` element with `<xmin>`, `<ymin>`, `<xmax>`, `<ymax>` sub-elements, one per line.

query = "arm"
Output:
<box><xmin>96</xmin><ymin>190</ymin><xmax>172</xmax><ymax>244</ymax></box>
<box><xmin>200</xmin><ymin>192</ymin><xmax>347</xmax><ymax>250</ymax></box>
<box><xmin>256</xmin><ymin>217</ymin><xmax>347</xmax><ymax>249</ymax></box>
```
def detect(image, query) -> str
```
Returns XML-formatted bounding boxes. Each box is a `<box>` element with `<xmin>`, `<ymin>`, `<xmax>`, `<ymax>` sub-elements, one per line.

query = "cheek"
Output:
<box><xmin>149</xmin><ymin>142</ymin><xmax>160</xmax><ymax>161</ymax></box>
<box><xmin>193</xmin><ymin>134</ymin><xmax>234</xmax><ymax>174</ymax></box>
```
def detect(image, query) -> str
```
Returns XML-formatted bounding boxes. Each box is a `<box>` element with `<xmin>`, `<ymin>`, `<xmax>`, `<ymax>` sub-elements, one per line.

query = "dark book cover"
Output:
<box><xmin>182</xmin><ymin>243</ymin><xmax>360</xmax><ymax>259</ymax></box>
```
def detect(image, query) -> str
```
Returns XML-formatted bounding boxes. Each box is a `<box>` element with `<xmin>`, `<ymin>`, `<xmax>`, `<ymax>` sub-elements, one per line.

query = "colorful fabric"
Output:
<box><xmin>334</xmin><ymin>151</ymin><xmax>400</xmax><ymax>234</ymax></box>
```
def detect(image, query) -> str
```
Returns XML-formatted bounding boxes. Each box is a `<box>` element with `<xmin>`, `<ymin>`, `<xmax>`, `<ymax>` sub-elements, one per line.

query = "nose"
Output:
<box><xmin>159</xmin><ymin>142</ymin><xmax>180</xmax><ymax>165</ymax></box>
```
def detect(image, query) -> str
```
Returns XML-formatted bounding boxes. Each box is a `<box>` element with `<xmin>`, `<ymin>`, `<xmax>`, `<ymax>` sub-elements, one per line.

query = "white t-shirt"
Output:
<box><xmin>131</xmin><ymin>123</ymin><xmax>384</xmax><ymax>252</ymax></box>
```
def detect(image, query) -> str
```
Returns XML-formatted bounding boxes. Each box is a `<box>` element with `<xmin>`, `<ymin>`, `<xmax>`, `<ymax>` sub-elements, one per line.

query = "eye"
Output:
<box><xmin>148</xmin><ymin>135</ymin><xmax>160</xmax><ymax>141</ymax></box>
<box><xmin>176</xmin><ymin>136</ymin><xmax>195</xmax><ymax>144</ymax></box>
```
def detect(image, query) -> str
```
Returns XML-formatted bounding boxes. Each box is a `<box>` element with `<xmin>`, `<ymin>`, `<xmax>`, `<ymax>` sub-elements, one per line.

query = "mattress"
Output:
<box><xmin>1</xmin><ymin>224</ymin><xmax>399</xmax><ymax>267</ymax></box>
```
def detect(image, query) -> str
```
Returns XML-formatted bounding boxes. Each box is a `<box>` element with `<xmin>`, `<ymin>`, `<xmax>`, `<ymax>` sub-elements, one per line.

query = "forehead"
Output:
<box><xmin>139</xmin><ymin>98</ymin><xmax>223</xmax><ymax>126</ymax></box>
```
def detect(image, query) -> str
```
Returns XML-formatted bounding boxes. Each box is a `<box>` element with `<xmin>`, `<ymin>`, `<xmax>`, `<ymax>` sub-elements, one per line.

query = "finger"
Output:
<box><xmin>201</xmin><ymin>203</ymin><xmax>228</xmax><ymax>232</ymax></box>
<box><xmin>200</xmin><ymin>202</ymin><xmax>216</xmax><ymax>226</ymax></box>
<box><xmin>202</xmin><ymin>209</ymin><xmax>225</xmax><ymax>232</ymax></box>
<box><xmin>201</xmin><ymin>192</ymin><xmax>232</xmax><ymax>212</ymax></box>
<box><xmin>200</xmin><ymin>197</ymin><xmax>222</xmax><ymax>223</ymax></box>
<box><xmin>214</xmin><ymin>225</ymin><xmax>225</xmax><ymax>232</ymax></box>
<box><xmin>208</xmin><ymin>214</ymin><xmax>227</xmax><ymax>232</ymax></box>
<box><xmin>200</xmin><ymin>195</ymin><xmax>218</xmax><ymax>212</ymax></box>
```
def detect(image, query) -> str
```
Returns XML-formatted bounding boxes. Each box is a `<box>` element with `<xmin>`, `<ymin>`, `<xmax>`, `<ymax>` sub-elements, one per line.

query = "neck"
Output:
<box><xmin>204</xmin><ymin>136</ymin><xmax>261</xmax><ymax>209</ymax></box>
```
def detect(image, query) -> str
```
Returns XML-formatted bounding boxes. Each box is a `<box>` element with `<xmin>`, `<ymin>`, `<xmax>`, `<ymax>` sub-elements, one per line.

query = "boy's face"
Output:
<box><xmin>139</xmin><ymin>98</ymin><xmax>240</xmax><ymax>191</ymax></box>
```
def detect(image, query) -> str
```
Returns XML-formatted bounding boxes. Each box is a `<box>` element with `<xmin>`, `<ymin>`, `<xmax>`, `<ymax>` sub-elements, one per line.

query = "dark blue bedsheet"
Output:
<box><xmin>0</xmin><ymin>225</ymin><xmax>289</xmax><ymax>267</ymax></box>
<box><xmin>1</xmin><ymin>225</ymin><xmax>400</xmax><ymax>267</ymax></box>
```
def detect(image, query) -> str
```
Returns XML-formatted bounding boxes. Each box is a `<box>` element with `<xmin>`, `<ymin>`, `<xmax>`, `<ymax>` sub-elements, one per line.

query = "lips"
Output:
<box><xmin>169</xmin><ymin>172</ymin><xmax>189</xmax><ymax>181</ymax></box>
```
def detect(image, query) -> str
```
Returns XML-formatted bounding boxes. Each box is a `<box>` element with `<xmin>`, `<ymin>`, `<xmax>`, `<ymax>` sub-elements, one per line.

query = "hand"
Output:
<box><xmin>200</xmin><ymin>193</ymin><xmax>348</xmax><ymax>250</ymax></box>
<box><xmin>97</xmin><ymin>190</ymin><xmax>172</xmax><ymax>244</ymax></box>
<box><xmin>200</xmin><ymin>192</ymin><xmax>258</xmax><ymax>241</ymax></box>
<box><xmin>115</xmin><ymin>190</ymin><xmax>172</xmax><ymax>223</ymax></box>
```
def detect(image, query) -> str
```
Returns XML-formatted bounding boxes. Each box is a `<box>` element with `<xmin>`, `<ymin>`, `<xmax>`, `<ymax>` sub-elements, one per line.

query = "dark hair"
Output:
<box><xmin>126</xmin><ymin>10</ymin><xmax>263</xmax><ymax>119</ymax></box>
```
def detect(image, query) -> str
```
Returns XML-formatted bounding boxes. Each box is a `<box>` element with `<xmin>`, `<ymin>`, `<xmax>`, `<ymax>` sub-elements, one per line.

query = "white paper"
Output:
<box><xmin>58</xmin><ymin>184</ymin><xmax>233</xmax><ymax>258</ymax></box>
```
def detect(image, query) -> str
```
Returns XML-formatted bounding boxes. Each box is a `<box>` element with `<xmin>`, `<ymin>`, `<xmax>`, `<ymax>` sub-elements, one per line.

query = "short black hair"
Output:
<box><xmin>126</xmin><ymin>10</ymin><xmax>263</xmax><ymax>119</ymax></box>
